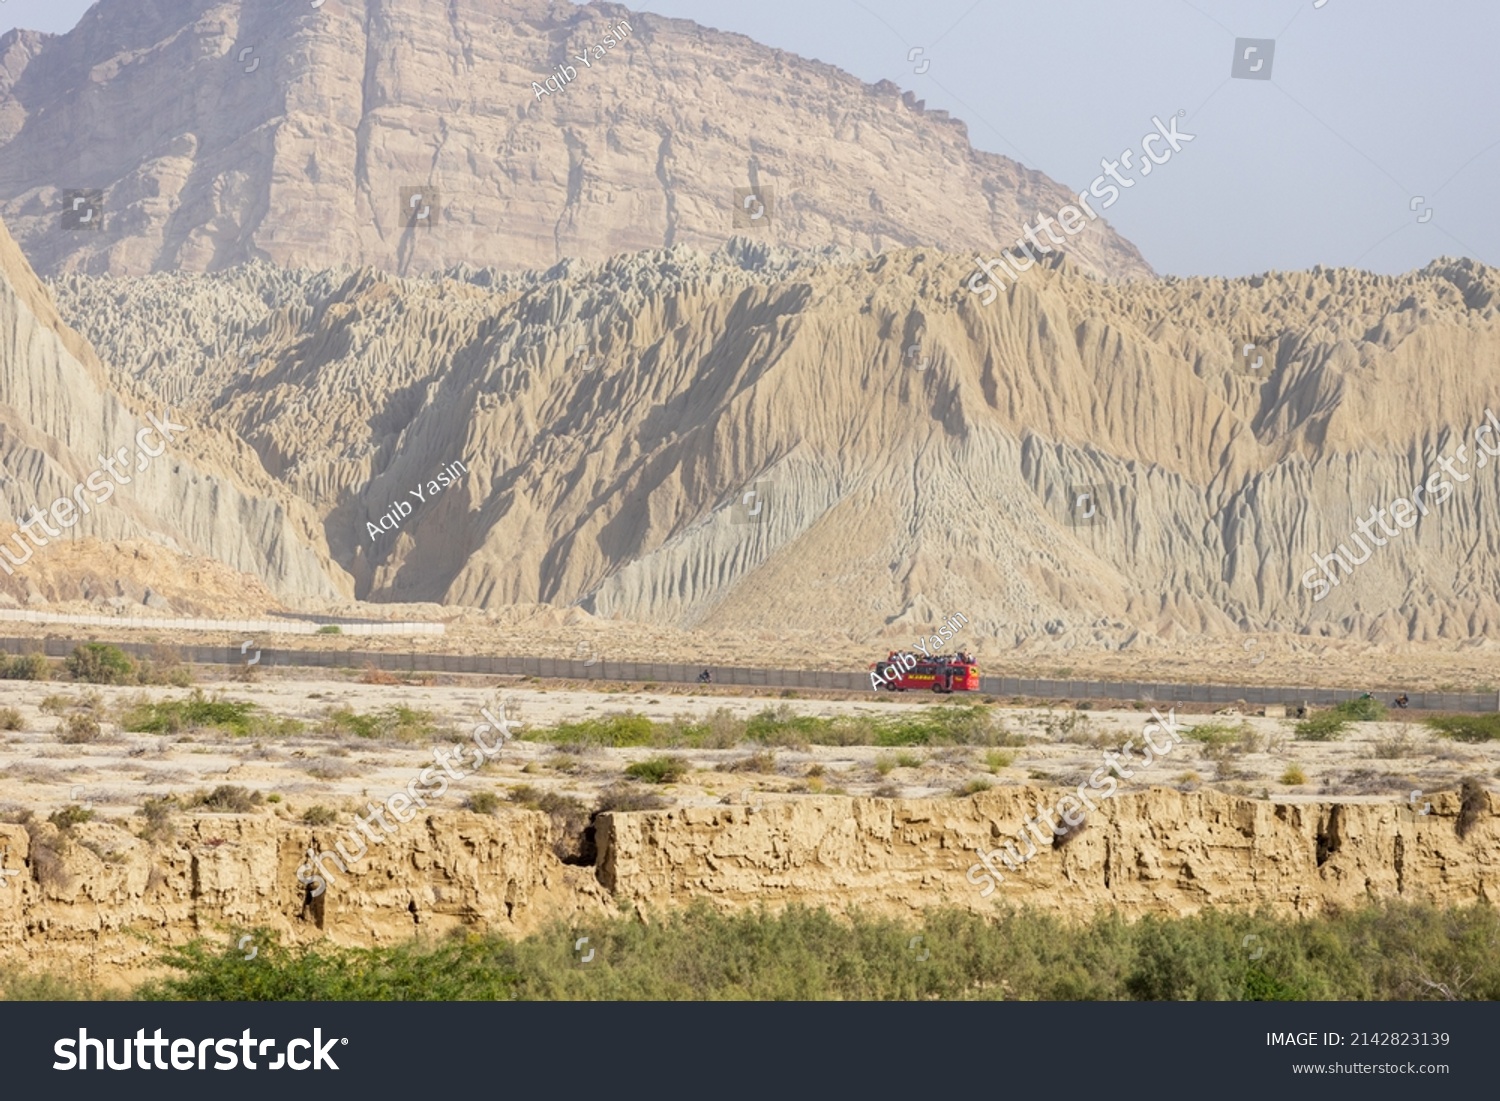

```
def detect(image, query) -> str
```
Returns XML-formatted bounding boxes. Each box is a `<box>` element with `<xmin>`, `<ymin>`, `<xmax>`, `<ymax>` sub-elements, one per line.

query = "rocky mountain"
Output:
<box><xmin>0</xmin><ymin>212</ymin><xmax>342</xmax><ymax>609</ymax></box>
<box><xmin>0</xmin><ymin>0</ymin><xmax>1151</xmax><ymax>282</ymax></box>
<box><xmin>46</xmin><ymin>238</ymin><xmax>1500</xmax><ymax>645</ymax></box>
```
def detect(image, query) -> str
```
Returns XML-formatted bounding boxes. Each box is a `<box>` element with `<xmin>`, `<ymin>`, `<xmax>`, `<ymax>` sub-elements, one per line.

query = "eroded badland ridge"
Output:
<box><xmin>41</xmin><ymin>241</ymin><xmax>1500</xmax><ymax>646</ymax></box>
<box><xmin>0</xmin><ymin>214</ymin><xmax>339</xmax><ymax>609</ymax></box>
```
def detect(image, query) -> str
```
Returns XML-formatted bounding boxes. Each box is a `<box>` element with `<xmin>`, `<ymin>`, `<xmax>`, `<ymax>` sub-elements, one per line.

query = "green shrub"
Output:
<box><xmin>185</xmin><ymin>786</ymin><xmax>263</xmax><ymax>814</ymax></box>
<box><xmin>1</xmin><ymin>653</ymin><xmax>52</xmax><ymax>680</ymax></box>
<box><xmin>48</xmin><ymin>805</ymin><xmax>94</xmax><ymax>831</ymax></box>
<box><xmin>1426</xmin><ymin>714</ymin><xmax>1500</xmax><ymax>743</ymax></box>
<box><xmin>120</xmin><ymin>691</ymin><xmax>297</xmax><ymax>738</ymax></box>
<box><xmin>522</xmin><ymin>703</ymin><xmax>1018</xmax><ymax>750</ymax></box>
<box><xmin>466</xmin><ymin>791</ymin><xmax>501</xmax><ymax>815</ymax></box>
<box><xmin>0</xmin><ymin>967</ymin><xmax>103</xmax><ymax>1000</ymax></box>
<box><xmin>319</xmin><ymin>705</ymin><xmax>439</xmax><ymax>742</ymax></box>
<box><xmin>315</xmin><ymin>625</ymin><xmax>342</xmax><ymax>635</ymax></box>
<box><xmin>1295</xmin><ymin>712</ymin><xmax>1349</xmax><ymax>741</ymax></box>
<box><xmin>125</xmin><ymin>900</ymin><xmax>1500</xmax><ymax>1002</ymax></box>
<box><xmin>984</xmin><ymin>749</ymin><xmax>1014</xmax><ymax>772</ymax></box>
<box><xmin>1280</xmin><ymin>764</ymin><xmax>1307</xmax><ymax>785</ymax></box>
<box><xmin>530</xmin><ymin>712</ymin><xmax>657</xmax><ymax>748</ymax></box>
<box><xmin>871</xmin><ymin>705</ymin><xmax>1002</xmax><ymax>747</ymax></box>
<box><xmin>625</xmin><ymin>756</ymin><xmax>688</xmax><ymax>784</ymax></box>
<box><xmin>1185</xmin><ymin>722</ymin><xmax>1240</xmax><ymax>747</ymax></box>
<box><xmin>956</xmin><ymin>778</ymin><xmax>992</xmax><ymax>796</ymax></box>
<box><xmin>1334</xmin><ymin>697</ymin><xmax>1387</xmax><ymax>722</ymax></box>
<box><xmin>319</xmin><ymin>706</ymin><xmax>381</xmax><ymax>739</ymax></box>
<box><xmin>378</xmin><ymin>705</ymin><xmax>439</xmax><ymax>742</ymax></box>
<box><xmin>65</xmin><ymin>643</ymin><xmax>136</xmax><ymax>685</ymax></box>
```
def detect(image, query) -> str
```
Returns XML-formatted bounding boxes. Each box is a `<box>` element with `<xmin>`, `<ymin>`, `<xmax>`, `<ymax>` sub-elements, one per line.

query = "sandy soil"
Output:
<box><xmin>1</xmin><ymin>671</ymin><xmax>1493</xmax><ymax>832</ymax></box>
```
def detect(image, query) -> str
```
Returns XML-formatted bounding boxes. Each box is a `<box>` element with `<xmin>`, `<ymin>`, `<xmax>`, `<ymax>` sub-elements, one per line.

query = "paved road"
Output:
<box><xmin>10</xmin><ymin>635</ymin><xmax>1494</xmax><ymax>713</ymax></box>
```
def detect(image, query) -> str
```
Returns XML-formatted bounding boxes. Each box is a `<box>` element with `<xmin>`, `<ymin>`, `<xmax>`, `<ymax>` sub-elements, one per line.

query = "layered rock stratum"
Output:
<box><xmin>2</xmin><ymin>788</ymin><xmax>1494</xmax><ymax>984</ymax></box>
<box><xmin>0</xmin><ymin>0</ymin><xmax>1150</xmax><ymax>281</ymax></box>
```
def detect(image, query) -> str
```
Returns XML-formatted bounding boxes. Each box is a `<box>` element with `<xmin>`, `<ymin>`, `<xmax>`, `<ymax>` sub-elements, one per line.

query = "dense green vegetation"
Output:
<box><xmin>1334</xmin><ymin>696</ymin><xmax>1388</xmax><ymax>722</ymax></box>
<box><xmin>57</xmin><ymin>643</ymin><xmax>193</xmax><ymax>686</ymax></box>
<box><xmin>523</xmin><ymin>704</ymin><xmax>1022</xmax><ymax>750</ymax></box>
<box><xmin>1183</xmin><ymin>721</ymin><xmax>1245</xmax><ymax>748</ymax></box>
<box><xmin>1426</xmin><ymin>713</ymin><xmax>1500</xmax><ymax>743</ymax></box>
<box><xmin>624</xmin><ymin>755</ymin><xmax>689</xmax><ymax>783</ymax></box>
<box><xmin>119</xmin><ymin>690</ymin><xmax>301</xmax><ymax>737</ymax></box>
<box><xmin>1294</xmin><ymin>713</ymin><xmax>1348</xmax><ymax>740</ymax></box>
<box><xmin>65</xmin><ymin>643</ymin><xmax>136</xmax><ymax>684</ymax></box>
<box><xmin>1294</xmin><ymin>698</ymin><xmax>1386</xmax><ymax>741</ymax></box>
<box><xmin>4</xmin><ymin>902</ymin><xmax>1474</xmax><ymax>1002</ymax></box>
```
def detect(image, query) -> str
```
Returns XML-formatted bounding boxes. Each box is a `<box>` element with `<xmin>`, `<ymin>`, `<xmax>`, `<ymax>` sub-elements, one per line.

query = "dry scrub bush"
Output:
<box><xmin>139</xmin><ymin>797</ymin><xmax>177</xmax><ymax>841</ymax></box>
<box><xmin>1457</xmin><ymin>778</ymin><xmax>1487</xmax><ymax>841</ymax></box>
<box><xmin>59</xmin><ymin>712</ymin><xmax>102</xmax><ymax>744</ymax></box>
<box><xmin>24</xmin><ymin>821</ymin><xmax>71</xmax><ymax>890</ymax></box>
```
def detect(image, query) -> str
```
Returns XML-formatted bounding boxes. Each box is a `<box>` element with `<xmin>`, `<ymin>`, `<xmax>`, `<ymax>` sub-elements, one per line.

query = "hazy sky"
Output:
<box><xmin>3</xmin><ymin>0</ymin><xmax>1495</xmax><ymax>278</ymax></box>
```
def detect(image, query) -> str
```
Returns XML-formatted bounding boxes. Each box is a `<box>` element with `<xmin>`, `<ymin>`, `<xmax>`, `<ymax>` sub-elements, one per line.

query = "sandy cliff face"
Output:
<box><xmin>0</xmin><ymin>211</ymin><xmax>346</xmax><ymax>606</ymax></box>
<box><xmin>2</xmin><ymin>788</ymin><xmax>1494</xmax><ymax>984</ymax></box>
<box><xmin>0</xmin><ymin>0</ymin><xmax>1150</xmax><ymax>281</ymax></box>
<box><xmin>599</xmin><ymin>788</ymin><xmax>1500</xmax><ymax>917</ymax></box>
<box><xmin>0</xmin><ymin>810</ymin><xmax>611</xmax><ymax>984</ymax></box>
